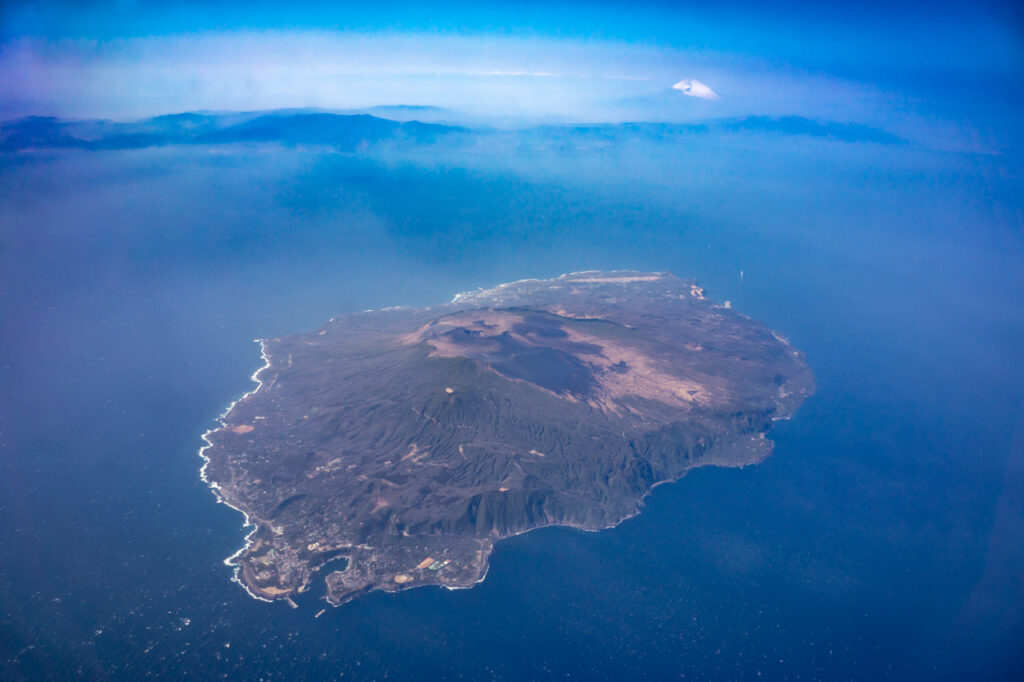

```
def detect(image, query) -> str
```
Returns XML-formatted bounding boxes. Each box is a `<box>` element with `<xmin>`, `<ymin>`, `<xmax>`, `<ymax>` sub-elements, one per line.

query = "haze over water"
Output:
<box><xmin>1</xmin><ymin>1</ymin><xmax>1022</xmax><ymax>679</ymax></box>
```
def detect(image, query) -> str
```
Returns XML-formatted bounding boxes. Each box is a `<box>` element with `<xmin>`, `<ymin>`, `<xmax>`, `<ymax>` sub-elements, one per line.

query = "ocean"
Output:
<box><xmin>1</xmin><ymin>131</ymin><xmax>1022</xmax><ymax>680</ymax></box>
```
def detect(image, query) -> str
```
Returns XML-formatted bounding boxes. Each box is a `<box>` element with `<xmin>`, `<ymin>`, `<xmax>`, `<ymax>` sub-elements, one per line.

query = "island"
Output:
<box><xmin>200</xmin><ymin>271</ymin><xmax>814</xmax><ymax>606</ymax></box>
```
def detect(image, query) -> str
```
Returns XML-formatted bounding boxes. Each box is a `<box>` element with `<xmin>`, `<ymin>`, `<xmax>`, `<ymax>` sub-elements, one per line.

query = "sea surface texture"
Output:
<box><xmin>1</xmin><ymin>118</ymin><xmax>1022</xmax><ymax>680</ymax></box>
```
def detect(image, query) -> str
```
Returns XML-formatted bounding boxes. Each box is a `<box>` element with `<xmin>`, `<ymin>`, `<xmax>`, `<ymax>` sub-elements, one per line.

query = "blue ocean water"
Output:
<box><xmin>1</xmin><ymin>134</ymin><xmax>1022</xmax><ymax>680</ymax></box>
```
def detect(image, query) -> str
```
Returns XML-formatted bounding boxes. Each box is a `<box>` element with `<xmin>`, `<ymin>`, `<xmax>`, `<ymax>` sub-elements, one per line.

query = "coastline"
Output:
<box><xmin>333</xmin><ymin>429</ymin><xmax>782</xmax><ymax>603</ymax></box>
<box><xmin>201</xmin><ymin>347</ymin><xmax>796</xmax><ymax>606</ymax></box>
<box><xmin>197</xmin><ymin>338</ymin><xmax>276</xmax><ymax>604</ymax></box>
<box><xmin>197</xmin><ymin>272</ymin><xmax>813</xmax><ymax>607</ymax></box>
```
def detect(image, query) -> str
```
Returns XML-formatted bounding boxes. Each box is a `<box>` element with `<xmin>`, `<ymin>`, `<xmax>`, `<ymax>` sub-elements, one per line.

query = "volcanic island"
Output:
<box><xmin>200</xmin><ymin>271</ymin><xmax>814</xmax><ymax>607</ymax></box>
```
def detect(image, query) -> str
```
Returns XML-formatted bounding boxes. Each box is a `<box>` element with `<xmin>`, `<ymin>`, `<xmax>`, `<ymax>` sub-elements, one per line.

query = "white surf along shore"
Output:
<box><xmin>197</xmin><ymin>338</ymin><xmax>276</xmax><ymax>603</ymax></box>
<box><xmin>195</xmin><ymin>271</ymin><xmax>807</xmax><ymax>605</ymax></box>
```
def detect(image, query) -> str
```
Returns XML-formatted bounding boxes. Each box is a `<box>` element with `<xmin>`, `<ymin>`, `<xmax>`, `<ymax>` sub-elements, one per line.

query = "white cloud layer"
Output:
<box><xmin>0</xmin><ymin>31</ymin><xmax>909</xmax><ymax>132</ymax></box>
<box><xmin>672</xmin><ymin>79</ymin><xmax>719</xmax><ymax>100</ymax></box>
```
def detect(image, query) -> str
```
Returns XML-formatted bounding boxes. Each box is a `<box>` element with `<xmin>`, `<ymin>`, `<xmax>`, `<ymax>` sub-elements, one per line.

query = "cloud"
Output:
<box><xmin>0</xmin><ymin>33</ymin><xmax>667</xmax><ymax>121</ymax></box>
<box><xmin>673</xmin><ymin>79</ymin><xmax>719</xmax><ymax>100</ymax></box>
<box><xmin>0</xmin><ymin>30</ymin><xmax>938</xmax><ymax>141</ymax></box>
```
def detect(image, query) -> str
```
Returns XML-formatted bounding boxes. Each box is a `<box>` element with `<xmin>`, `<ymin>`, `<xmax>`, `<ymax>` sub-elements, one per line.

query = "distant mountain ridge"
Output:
<box><xmin>0</xmin><ymin>110</ymin><xmax>904</xmax><ymax>153</ymax></box>
<box><xmin>0</xmin><ymin>112</ymin><xmax>466</xmax><ymax>153</ymax></box>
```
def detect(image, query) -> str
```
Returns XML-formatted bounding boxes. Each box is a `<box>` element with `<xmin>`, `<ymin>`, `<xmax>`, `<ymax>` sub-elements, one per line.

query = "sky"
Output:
<box><xmin>0</xmin><ymin>1</ymin><xmax>1021</xmax><ymax>147</ymax></box>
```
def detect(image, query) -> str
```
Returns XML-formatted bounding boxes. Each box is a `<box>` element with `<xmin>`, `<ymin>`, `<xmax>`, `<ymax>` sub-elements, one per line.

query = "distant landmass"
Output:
<box><xmin>199</xmin><ymin>272</ymin><xmax>813</xmax><ymax>606</ymax></box>
<box><xmin>0</xmin><ymin>110</ymin><xmax>903</xmax><ymax>154</ymax></box>
<box><xmin>0</xmin><ymin>111</ymin><xmax>464</xmax><ymax>153</ymax></box>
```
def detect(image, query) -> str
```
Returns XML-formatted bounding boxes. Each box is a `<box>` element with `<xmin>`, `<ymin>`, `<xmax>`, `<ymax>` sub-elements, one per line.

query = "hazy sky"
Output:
<box><xmin>1</xmin><ymin>1</ymin><xmax>1021</xmax><ymax>145</ymax></box>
